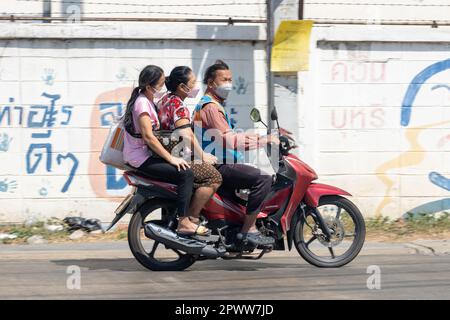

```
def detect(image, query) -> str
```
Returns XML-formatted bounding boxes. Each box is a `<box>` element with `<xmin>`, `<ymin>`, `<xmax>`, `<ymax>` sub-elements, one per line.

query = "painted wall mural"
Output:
<box><xmin>376</xmin><ymin>59</ymin><xmax>450</xmax><ymax>217</ymax></box>
<box><xmin>1</xmin><ymin>37</ymin><xmax>448</xmax><ymax>222</ymax></box>
<box><xmin>320</xmin><ymin>41</ymin><xmax>449</xmax><ymax>218</ymax></box>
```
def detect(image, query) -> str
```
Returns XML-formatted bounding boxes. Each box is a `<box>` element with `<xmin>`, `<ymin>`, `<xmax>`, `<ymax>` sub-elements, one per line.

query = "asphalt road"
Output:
<box><xmin>0</xmin><ymin>241</ymin><xmax>449</xmax><ymax>300</ymax></box>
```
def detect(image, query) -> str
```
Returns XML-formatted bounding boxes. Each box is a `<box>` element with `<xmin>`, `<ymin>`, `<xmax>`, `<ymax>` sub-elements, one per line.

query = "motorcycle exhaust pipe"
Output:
<box><xmin>144</xmin><ymin>223</ymin><xmax>221</xmax><ymax>258</ymax></box>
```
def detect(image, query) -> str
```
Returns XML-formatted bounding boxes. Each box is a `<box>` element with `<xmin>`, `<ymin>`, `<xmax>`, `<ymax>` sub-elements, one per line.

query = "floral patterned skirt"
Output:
<box><xmin>190</xmin><ymin>162</ymin><xmax>222</xmax><ymax>189</ymax></box>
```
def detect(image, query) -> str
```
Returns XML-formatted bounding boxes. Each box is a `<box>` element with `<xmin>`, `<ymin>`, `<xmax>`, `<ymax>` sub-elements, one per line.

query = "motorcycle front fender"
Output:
<box><xmin>304</xmin><ymin>183</ymin><xmax>351</xmax><ymax>208</ymax></box>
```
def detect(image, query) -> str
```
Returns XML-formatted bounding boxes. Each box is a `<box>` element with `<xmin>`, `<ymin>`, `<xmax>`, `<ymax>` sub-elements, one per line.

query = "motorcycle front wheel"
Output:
<box><xmin>294</xmin><ymin>195</ymin><xmax>366</xmax><ymax>268</ymax></box>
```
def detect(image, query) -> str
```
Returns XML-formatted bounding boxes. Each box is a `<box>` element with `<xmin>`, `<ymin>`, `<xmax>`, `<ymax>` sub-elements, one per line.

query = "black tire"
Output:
<box><xmin>294</xmin><ymin>195</ymin><xmax>366</xmax><ymax>268</ymax></box>
<box><xmin>128</xmin><ymin>199</ymin><xmax>197</xmax><ymax>271</ymax></box>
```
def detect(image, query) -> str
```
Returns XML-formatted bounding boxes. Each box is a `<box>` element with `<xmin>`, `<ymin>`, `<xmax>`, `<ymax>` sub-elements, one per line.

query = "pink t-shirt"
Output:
<box><xmin>123</xmin><ymin>93</ymin><xmax>160</xmax><ymax>168</ymax></box>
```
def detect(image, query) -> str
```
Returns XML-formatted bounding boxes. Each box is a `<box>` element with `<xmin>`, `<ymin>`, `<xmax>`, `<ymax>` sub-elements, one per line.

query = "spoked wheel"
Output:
<box><xmin>128</xmin><ymin>199</ymin><xmax>197</xmax><ymax>271</ymax></box>
<box><xmin>294</xmin><ymin>195</ymin><xmax>365</xmax><ymax>268</ymax></box>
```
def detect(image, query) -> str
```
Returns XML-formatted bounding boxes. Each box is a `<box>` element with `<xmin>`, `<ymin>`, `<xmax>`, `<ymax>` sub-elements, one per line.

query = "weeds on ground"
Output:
<box><xmin>0</xmin><ymin>219</ymin><xmax>127</xmax><ymax>244</ymax></box>
<box><xmin>365</xmin><ymin>212</ymin><xmax>450</xmax><ymax>239</ymax></box>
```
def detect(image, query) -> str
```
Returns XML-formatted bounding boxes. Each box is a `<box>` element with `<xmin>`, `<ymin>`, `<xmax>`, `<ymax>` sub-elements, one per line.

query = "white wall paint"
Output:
<box><xmin>0</xmin><ymin>18</ymin><xmax>449</xmax><ymax>223</ymax></box>
<box><xmin>0</xmin><ymin>23</ymin><xmax>266</xmax><ymax>223</ymax></box>
<box><xmin>299</xmin><ymin>25</ymin><xmax>450</xmax><ymax>219</ymax></box>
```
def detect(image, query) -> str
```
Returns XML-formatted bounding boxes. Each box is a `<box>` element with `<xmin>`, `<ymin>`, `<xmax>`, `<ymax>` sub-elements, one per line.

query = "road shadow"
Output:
<box><xmin>51</xmin><ymin>258</ymin><xmax>308</xmax><ymax>272</ymax></box>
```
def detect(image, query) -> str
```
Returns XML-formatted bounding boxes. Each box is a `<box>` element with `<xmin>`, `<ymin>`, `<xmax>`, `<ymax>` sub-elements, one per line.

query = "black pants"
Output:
<box><xmin>217</xmin><ymin>164</ymin><xmax>272</xmax><ymax>215</ymax></box>
<box><xmin>137</xmin><ymin>156</ymin><xmax>194</xmax><ymax>216</ymax></box>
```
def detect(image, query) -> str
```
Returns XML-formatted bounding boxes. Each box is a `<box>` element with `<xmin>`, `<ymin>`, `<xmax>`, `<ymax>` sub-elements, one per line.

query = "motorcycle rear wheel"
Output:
<box><xmin>128</xmin><ymin>199</ymin><xmax>197</xmax><ymax>271</ymax></box>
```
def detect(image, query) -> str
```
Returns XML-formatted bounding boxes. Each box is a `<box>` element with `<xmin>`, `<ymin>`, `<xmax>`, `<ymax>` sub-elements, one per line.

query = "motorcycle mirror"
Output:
<box><xmin>270</xmin><ymin>107</ymin><xmax>278</xmax><ymax>121</ymax></box>
<box><xmin>250</xmin><ymin>108</ymin><xmax>262</xmax><ymax>123</ymax></box>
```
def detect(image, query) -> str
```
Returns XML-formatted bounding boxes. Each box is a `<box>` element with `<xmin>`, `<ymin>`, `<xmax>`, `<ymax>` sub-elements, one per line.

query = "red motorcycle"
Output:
<box><xmin>108</xmin><ymin>108</ymin><xmax>365</xmax><ymax>271</ymax></box>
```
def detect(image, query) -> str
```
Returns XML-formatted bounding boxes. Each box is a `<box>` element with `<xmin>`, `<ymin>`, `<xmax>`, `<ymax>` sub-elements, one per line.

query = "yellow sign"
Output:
<box><xmin>271</xmin><ymin>20</ymin><xmax>314</xmax><ymax>72</ymax></box>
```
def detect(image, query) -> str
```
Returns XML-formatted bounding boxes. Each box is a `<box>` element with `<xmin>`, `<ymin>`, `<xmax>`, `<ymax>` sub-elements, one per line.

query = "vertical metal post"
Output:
<box><xmin>299</xmin><ymin>0</ymin><xmax>304</xmax><ymax>20</ymax></box>
<box><xmin>43</xmin><ymin>0</ymin><xmax>51</xmax><ymax>23</ymax></box>
<box><xmin>266</xmin><ymin>0</ymin><xmax>275</xmax><ymax>130</ymax></box>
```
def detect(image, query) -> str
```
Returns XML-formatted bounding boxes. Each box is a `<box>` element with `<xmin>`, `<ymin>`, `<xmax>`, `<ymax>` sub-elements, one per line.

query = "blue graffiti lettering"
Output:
<box><xmin>106</xmin><ymin>166</ymin><xmax>127</xmax><ymax>190</ymax></box>
<box><xmin>100</xmin><ymin>103</ymin><xmax>126</xmax><ymax>190</ymax></box>
<box><xmin>27</xmin><ymin>93</ymin><xmax>61</xmax><ymax>128</ymax></box>
<box><xmin>100</xmin><ymin>103</ymin><xmax>123</xmax><ymax>126</ymax></box>
<box><xmin>60</xmin><ymin>105</ymin><xmax>73</xmax><ymax>125</ymax></box>
<box><xmin>0</xmin><ymin>98</ymin><xmax>23</xmax><ymax>126</ymax></box>
<box><xmin>14</xmin><ymin>106</ymin><xmax>23</xmax><ymax>125</ymax></box>
<box><xmin>25</xmin><ymin>130</ymin><xmax>79</xmax><ymax>193</ymax></box>
<box><xmin>0</xmin><ymin>106</ymin><xmax>10</xmax><ymax>126</ymax></box>
<box><xmin>56</xmin><ymin>153</ymin><xmax>79</xmax><ymax>193</ymax></box>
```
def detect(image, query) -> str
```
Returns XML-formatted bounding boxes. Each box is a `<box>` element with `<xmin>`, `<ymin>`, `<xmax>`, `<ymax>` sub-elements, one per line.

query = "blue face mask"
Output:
<box><xmin>213</xmin><ymin>81</ymin><xmax>233</xmax><ymax>99</ymax></box>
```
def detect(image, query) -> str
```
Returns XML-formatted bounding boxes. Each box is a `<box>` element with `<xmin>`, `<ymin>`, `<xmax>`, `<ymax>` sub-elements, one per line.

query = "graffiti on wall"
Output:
<box><xmin>89</xmin><ymin>87</ymin><xmax>131</xmax><ymax>200</ymax></box>
<box><xmin>0</xmin><ymin>132</ymin><xmax>12</xmax><ymax>152</ymax></box>
<box><xmin>331</xmin><ymin>106</ymin><xmax>386</xmax><ymax>129</ymax></box>
<box><xmin>331</xmin><ymin>61</ymin><xmax>386</xmax><ymax>83</ymax></box>
<box><xmin>376</xmin><ymin>58</ymin><xmax>450</xmax><ymax>217</ymax></box>
<box><xmin>0</xmin><ymin>92</ymin><xmax>78</xmax><ymax>195</ymax></box>
<box><xmin>0</xmin><ymin>178</ymin><xmax>17</xmax><ymax>193</ymax></box>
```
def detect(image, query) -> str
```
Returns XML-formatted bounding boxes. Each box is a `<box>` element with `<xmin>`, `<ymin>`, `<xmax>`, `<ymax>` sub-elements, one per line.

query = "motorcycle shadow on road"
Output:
<box><xmin>51</xmin><ymin>258</ymin><xmax>309</xmax><ymax>272</ymax></box>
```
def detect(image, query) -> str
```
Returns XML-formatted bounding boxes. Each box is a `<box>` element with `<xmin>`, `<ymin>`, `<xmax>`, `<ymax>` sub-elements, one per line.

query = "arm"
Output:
<box><xmin>174</xmin><ymin>118</ymin><xmax>217</xmax><ymax>164</ymax></box>
<box><xmin>201</xmin><ymin>104</ymin><xmax>262</xmax><ymax>150</ymax></box>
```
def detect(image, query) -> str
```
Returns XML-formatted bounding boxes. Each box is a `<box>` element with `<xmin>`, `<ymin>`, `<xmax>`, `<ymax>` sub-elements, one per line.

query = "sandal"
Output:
<box><xmin>188</xmin><ymin>216</ymin><xmax>208</xmax><ymax>226</ymax></box>
<box><xmin>177</xmin><ymin>224</ymin><xmax>211</xmax><ymax>237</ymax></box>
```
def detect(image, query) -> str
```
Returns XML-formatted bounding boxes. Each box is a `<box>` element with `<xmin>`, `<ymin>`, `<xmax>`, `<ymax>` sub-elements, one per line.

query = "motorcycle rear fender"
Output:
<box><xmin>106</xmin><ymin>187</ymin><xmax>167</xmax><ymax>231</ymax></box>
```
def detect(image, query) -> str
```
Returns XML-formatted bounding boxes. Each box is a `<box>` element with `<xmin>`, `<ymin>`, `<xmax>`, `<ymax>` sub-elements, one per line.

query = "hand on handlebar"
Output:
<box><xmin>279</xmin><ymin>127</ymin><xmax>294</xmax><ymax>139</ymax></box>
<box><xmin>261</xmin><ymin>134</ymin><xmax>280</xmax><ymax>145</ymax></box>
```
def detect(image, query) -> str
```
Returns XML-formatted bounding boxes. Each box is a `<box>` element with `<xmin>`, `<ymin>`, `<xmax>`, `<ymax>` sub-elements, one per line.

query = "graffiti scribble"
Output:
<box><xmin>42</xmin><ymin>68</ymin><xmax>55</xmax><ymax>86</ymax></box>
<box><xmin>0</xmin><ymin>133</ymin><xmax>12</xmax><ymax>152</ymax></box>
<box><xmin>233</xmin><ymin>76</ymin><xmax>248</xmax><ymax>95</ymax></box>
<box><xmin>0</xmin><ymin>178</ymin><xmax>17</xmax><ymax>193</ymax></box>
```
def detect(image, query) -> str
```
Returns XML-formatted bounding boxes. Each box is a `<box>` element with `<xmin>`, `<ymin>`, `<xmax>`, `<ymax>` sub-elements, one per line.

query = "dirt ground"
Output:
<box><xmin>1</xmin><ymin>222</ymin><xmax>449</xmax><ymax>245</ymax></box>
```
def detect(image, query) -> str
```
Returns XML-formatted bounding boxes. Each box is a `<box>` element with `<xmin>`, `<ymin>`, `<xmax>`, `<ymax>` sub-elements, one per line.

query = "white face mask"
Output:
<box><xmin>151</xmin><ymin>86</ymin><xmax>166</xmax><ymax>100</ymax></box>
<box><xmin>213</xmin><ymin>81</ymin><xmax>233</xmax><ymax>99</ymax></box>
<box><xmin>187</xmin><ymin>87</ymin><xmax>200</xmax><ymax>99</ymax></box>
<box><xmin>182</xmin><ymin>84</ymin><xmax>200</xmax><ymax>99</ymax></box>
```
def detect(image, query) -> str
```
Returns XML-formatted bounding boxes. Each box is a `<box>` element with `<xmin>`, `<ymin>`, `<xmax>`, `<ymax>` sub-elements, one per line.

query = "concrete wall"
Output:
<box><xmin>0</xmin><ymin>22</ymin><xmax>267</xmax><ymax>223</ymax></box>
<box><xmin>0</xmin><ymin>17</ymin><xmax>449</xmax><ymax>223</ymax></box>
<box><xmin>297</xmin><ymin>25</ymin><xmax>450</xmax><ymax>219</ymax></box>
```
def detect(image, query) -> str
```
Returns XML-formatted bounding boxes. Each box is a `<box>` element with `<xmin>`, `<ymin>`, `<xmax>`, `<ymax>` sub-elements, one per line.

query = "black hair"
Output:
<box><xmin>124</xmin><ymin>65</ymin><xmax>164</xmax><ymax>138</ymax></box>
<box><xmin>165</xmin><ymin>66</ymin><xmax>193</xmax><ymax>93</ymax></box>
<box><xmin>203</xmin><ymin>59</ymin><xmax>229</xmax><ymax>85</ymax></box>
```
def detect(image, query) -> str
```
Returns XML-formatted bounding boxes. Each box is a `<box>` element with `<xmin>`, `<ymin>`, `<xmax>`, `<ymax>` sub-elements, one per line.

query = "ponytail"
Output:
<box><xmin>124</xmin><ymin>86</ymin><xmax>143</xmax><ymax>138</ymax></box>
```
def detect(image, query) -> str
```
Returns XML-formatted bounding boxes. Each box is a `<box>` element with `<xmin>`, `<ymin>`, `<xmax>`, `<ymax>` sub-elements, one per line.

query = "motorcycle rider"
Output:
<box><xmin>157</xmin><ymin>66</ymin><xmax>223</xmax><ymax>235</ymax></box>
<box><xmin>192</xmin><ymin>60</ymin><xmax>280</xmax><ymax>246</ymax></box>
<box><xmin>123</xmin><ymin>65</ymin><xmax>209</xmax><ymax>236</ymax></box>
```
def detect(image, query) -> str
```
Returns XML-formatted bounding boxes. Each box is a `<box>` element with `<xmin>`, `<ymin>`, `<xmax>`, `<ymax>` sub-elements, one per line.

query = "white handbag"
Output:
<box><xmin>99</xmin><ymin>115</ymin><xmax>127</xmax><ymax>170</ymax></box>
